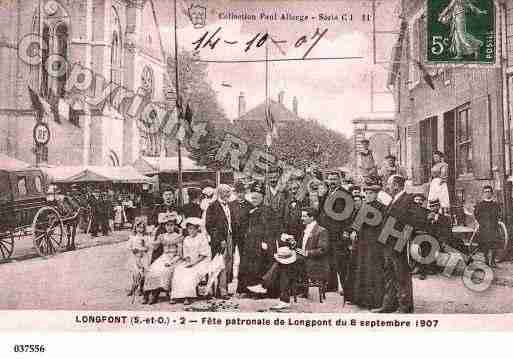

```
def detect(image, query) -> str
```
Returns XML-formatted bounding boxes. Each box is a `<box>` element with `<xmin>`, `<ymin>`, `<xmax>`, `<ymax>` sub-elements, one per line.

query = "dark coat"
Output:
<box><xmin>475</xmin><ymin>200</ymin><xmax>501</xmax><ymax>247</ymax></box>
<box><xmin>381</xmin><ymin>192</ymin><xmax>423</xmax><ymax>313</ymax></box>
<box><xmin>282</xmin><ymin>194</ymin><xmax>307</xmax><ymax>239</ymax></box>
<box><xmin>205</xmin><ymin>200</ymin><xmax>239</xmax><ymax>256</ymax></box>
<box><xmin>238</xmin><ymin>206</ymin><xmax>275</xmax><ymax>289</ymax></box>
<box><xmin>179</xmin><ymin>202</ymin><xmax>203</xmax><ymax>219</ymax></box>
<box><xmin>296</xmin><ymin>223</ymin><xmax>330</xmax><ymax>282</ymax></box>
<box><xmin>352</xmin><ymin>200</ymin><xmax>386</xmax><ymax>309</ymax></box>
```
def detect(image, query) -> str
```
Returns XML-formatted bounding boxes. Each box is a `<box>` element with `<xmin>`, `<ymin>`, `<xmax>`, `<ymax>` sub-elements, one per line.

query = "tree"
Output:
<box><xmin>188</xmin><ymin>116</ymin><xmax>353</xmax><ymax>173</ymax></box>
<box><xmin>162</xmin><ymin>50</ymin><xmax>228</xmax><ymax>155</ymax></box>
<box><xmin>166</xmin><ymin>50</ymin><xmax>228</xmax><ymax>123</ymax></box>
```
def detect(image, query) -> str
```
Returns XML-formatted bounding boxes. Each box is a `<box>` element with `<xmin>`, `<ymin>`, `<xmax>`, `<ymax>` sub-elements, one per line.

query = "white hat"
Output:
<box><xmin>183</xmin><ymin>217</ymin><xmax>203</xmax><ymax>228</ymax></box>
<box><xmin>202</xmin><ymin>187</ymin><xmax>215</xmax><ymax>196</ymax></box>
<box><xmin>274</xmin><ymin>246</ymin><xmax>296</xmax><ymax>265</ymax></box>
<box><xmin>158</xmin><ymin>211</ymin><xmax>179</xmax><ymax>224</ymax></box>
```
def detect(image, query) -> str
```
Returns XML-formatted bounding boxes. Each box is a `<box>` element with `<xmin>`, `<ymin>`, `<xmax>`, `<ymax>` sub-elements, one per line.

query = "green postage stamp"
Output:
<box><xmin>427</xmin><ymin>0</ymin><xmax>495</xmax><ymax>64</ymax></box>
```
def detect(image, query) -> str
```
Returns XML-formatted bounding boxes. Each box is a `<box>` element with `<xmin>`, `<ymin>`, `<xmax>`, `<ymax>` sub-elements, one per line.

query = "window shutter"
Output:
<box><xmin>471</xmin><ymin>95</ymin><xmax>492</xmax><ymax>179</ymax></box>
<box><xmin>411</xmin><ymin>123</ymin><xmax>423</xmax><ymax>184</ymax></box>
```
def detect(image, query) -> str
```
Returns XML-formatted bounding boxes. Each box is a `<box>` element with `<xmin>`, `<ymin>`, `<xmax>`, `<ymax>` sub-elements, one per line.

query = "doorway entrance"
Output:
<box><xmin>443</xmin><ymin>110</ymin><xmax>456</xmax><ymax>206</ymax></box>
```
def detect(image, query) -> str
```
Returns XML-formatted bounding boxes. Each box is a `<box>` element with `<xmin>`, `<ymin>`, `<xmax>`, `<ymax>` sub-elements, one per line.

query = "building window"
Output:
<box><xmin>419</xmin><ymin>116</ymin><xmax>438</xmax><ymax>183</ymax></box>
<box><xmin>55</xmin><ymin>23</ymin><xmax>69</xmax><ymax>97</ymax></box>
<box><xmin>457</xmin><ymin>105</ymin><xmax>472</xmax><ymax>175</ymax></box>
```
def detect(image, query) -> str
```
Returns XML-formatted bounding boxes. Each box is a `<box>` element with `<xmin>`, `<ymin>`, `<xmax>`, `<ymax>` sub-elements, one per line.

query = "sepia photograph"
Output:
<box><xmin>0</xmin><ymin>0</ymin><xmax>513</xmax><ymax>334</ymax></box>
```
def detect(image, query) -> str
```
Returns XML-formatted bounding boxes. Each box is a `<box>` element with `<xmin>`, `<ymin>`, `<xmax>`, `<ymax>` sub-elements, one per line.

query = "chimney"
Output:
<box><xmin>292</xmin><ymin>96</ymin><xmax>298</xmax><ymax>116</ymax></box>
<box><xmin>238</xmin><ymin>92</ymin><xmax>246</xmax><ymax>117</ymax></box>
<box><xmin>278</xmin><ymin>90</ymin><xmax>285</xmax><ymax>104</ymax></box>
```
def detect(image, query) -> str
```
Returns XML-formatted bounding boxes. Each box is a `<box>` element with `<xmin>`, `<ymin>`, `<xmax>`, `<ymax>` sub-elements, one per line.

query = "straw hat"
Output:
<box><xmin>183</xmin><ymin>217</ymin><xmax>203</xmax><ymax>228</ymax></box>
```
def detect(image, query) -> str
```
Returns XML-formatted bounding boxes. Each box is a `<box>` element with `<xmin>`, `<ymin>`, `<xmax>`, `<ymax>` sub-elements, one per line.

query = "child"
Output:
<box><xmin>127</xmin><ymin>217</ymin><xmax>150</xmax><ymax>301</ymax></box>
<box><xmin>475</xmin><ymin>185</ymin><xmax>501</xmax><ymax>267</ymax></box>
<box><xmin>144</xmin><ymin>213</ymin><xmax>184</xmax><ymax>305</ymax></box>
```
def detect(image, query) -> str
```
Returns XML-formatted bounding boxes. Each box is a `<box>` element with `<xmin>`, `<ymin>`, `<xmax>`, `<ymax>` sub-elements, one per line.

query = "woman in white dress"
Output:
<box><xmin>144</xmin><ymin>213</ymin><xmax>184</xmax><ymax>305</ymax></box>
<box><xmin>171</xmin><ymin>217</ymin><xmax>211</xmax><ymax>305</ymax></box>
<box><xmin>428</xmin><ymin>151</ymin><xmax>451</xmax><ymax>214</ymax></box>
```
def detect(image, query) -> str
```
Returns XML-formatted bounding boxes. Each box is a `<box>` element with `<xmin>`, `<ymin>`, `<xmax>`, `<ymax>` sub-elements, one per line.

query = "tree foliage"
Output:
<box><xmin>188</xmin><ymin>117</ymin><xmax>353</xmax><ymax>173</ymax></box>
<box><xmin>166</xmin><ymin>50</ymin><xmax>228</xmax><ymax>123</ymax></box>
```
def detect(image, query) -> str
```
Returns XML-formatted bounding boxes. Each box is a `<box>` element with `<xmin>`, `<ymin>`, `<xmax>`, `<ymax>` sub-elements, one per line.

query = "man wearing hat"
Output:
<box><xmin>205</xmin><ymin>184</ymin><xmax>240</xmax><ymax>298</ymax></box>
<box><xmin>267</xmin><ymin>207</ymin><xmax>330</xmax><ymax>310</ymax></box>
<box><xmin>317</xmin><ymin>172</ymin><xmax>352</xmax><ymax>295</ymax></box>
<box><xmin>372</xmin><ymin>175</ymin><xmax>421</xmax><ymax>313</ymax></box>
<box><xmin>417</xmin><ymin>198</ymin><xmax>452</xmax><ymax>278</ymax></box>
<box><xmin>89</xmin><ymin>188</ymin><xmax>110</xmax><ymax>238</ymax></box>
<box><xmin>356</xmin><ymin>138</ymin><xmax>377</xmax><ymax>182</ymax></box>
<box><xmin>238</xmin><ymin>181</ymin><xmax>276</xmax><ymax>294</ymax></box>
<box><xmin>379</xmin><ymin>154</ymin><xmax>407</xmax><ymax>185</ymax></box>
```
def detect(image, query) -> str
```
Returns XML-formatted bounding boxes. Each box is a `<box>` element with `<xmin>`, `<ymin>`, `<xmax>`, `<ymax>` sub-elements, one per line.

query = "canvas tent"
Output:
<box><xmin>0</xmin><ymin>154</ymin><xmax>30</xmax><ymax>171</ymax></box>
<box><xmin>40</xmin><ymin>166</ymin><xmax>152</xmax><ymax>184</ymax></box>
<box><xmin>133</xmin><ymin>156</ymin><xmax>206</xmax><ymax>175</ymax></box>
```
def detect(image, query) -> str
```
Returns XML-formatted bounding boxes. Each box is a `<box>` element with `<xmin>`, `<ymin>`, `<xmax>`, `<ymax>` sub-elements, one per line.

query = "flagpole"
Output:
<box><xmin>172</xmin><ymin>0</ymin><xmax>183</xmax><ymax>207</ymax></box>
<box><xmin>264</xmin><ymin>31</ymin><xmax>269</xmax><ymax>188</ymax></box>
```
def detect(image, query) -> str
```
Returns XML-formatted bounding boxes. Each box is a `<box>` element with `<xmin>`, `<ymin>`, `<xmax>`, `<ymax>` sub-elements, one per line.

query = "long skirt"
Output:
<box><xmin>428</xmin><ymin>178</ymin><xmax>450</xmax><ymax>208</ymax></box>
<box><xmin>171</xmin><ymin>260</ymin><xmax>211</xmax><ymax>299</ymax></box>
<box><xmin>144</xmin><ymin>254</ymin><xmax>182</xmax><ymax>292</ymax></box>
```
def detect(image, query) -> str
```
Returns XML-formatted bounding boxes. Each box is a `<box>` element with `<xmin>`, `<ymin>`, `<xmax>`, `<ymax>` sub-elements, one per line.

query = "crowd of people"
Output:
<box><xmin>118</xmin><ymin>147</ymin><xmax>493</xmax><ymax>313</ymax></box>
<box><xmin>42</xmin><ymin>137</ymin><xmax>503</xmax><ymax>313</ymax></box>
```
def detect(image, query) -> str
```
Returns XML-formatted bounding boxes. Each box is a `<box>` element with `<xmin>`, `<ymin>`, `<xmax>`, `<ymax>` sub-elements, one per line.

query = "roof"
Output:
<box><xmin>40</xmin><ymin>166</ymin><xmax>152</xmax><ymax>184</ymax></box>
<box><xmin>235</xmin><ymin>100</ymin><xmax>299</xmax><ymax>123</ymax></box>
<box><xmin>0</xmin><ymin>153</ymin><xmax>30</xmax><ymax>171</ymax></box>
<box><xmin>133</xmin><ymin>156</ymin><xmax>207</xmax><ymax>175</ymax></box>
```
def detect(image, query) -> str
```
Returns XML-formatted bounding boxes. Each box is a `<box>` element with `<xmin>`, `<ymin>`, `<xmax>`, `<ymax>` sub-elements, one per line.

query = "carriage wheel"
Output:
<box><xmin>32</xmin><ymin>207</ymin><xmax>64</xmax><ymax>257</ymax></box>
<box><xmin>0</xmin><ymin>231</ymin><xmax>14</xmax><ymax>260</ymax></box>
<box><xmin>496</xmin><ymin>221</ymin><xmax>509</xmax><ymax>263</ymax></box>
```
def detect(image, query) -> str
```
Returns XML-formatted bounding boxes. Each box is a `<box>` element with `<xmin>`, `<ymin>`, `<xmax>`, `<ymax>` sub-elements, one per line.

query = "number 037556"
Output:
<box><xmin>13</xmin><ymin>344</ymin><xmax>46</xmax><ymax>353</ymax></box>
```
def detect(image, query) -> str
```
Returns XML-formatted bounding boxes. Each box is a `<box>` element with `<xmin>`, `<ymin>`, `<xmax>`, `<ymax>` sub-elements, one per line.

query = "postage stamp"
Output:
<box><xmin>1</xmin><ymin>0</ymin><xmax>513</xmax><ymax>338</ymax></box>
<box><xmin>427</xmin><ymin>0</ymin><xmax>496</xmax><ymax>64</ymax></box>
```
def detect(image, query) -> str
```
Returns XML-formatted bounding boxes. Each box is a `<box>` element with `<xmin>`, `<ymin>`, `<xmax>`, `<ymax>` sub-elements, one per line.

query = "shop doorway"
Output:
<box><xmin>443</xmin><ymin>110</ymin><xmax>456</xmax><ymax>205</ymax></box>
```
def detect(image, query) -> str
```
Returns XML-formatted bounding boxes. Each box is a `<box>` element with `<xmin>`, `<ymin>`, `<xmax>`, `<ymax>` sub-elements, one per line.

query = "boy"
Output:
<box><xmin>474</xmin><ymin>185</ymin><xmax>501</xmax><ymax>267</ymax></box>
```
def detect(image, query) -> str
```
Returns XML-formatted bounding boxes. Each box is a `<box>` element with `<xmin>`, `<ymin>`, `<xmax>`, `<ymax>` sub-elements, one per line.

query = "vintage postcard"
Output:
<box><xmin>0</xmin><ymin>0</ymin><xmax>512</xmax><ymax>337</ymax></box>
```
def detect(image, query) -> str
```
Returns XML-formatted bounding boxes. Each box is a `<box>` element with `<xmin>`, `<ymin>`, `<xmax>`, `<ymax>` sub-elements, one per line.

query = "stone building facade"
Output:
<box><xmin>0</xmin><ymin>0</ymin><xmax>168</xmax><ymax>167</ymax></box>
<box><xmin>389</xmin><ymin>0</ymin><xmax>513</xmax><ymax>223</ymax></box>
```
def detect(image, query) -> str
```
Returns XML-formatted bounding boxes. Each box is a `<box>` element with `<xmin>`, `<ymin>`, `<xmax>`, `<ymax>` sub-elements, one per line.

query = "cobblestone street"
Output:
<box><xmin>1</xmin><ymin>232</ymin><xmax>513</xmax><ymax>314</ymax></box>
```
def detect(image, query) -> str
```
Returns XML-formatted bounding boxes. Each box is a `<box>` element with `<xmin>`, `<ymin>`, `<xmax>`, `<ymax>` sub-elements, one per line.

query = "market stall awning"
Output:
<box><xmin>40</xmin><ymin>166</ymin><xmax>87</xmax><ymax>183</ymax></box>
<box><xmin>41</xmin><ymin>166</ymin><xmax>152</xmax><ymax>184</ymax></box>
<box><xmin>133</xmin><ymin>156</ymin><xmax>207</xmax><ymax>175</ymax></box>
<box><xmin>0</xmin><ymin>153</ymin><xmax>31</xmax><ymax>171</ymax></box>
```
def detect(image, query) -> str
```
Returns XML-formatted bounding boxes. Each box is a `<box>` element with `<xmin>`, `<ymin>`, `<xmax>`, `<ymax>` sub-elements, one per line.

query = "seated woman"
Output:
<box><xmin>143</xmin><ymin>212</ymin><xmax>184</xmax><ymax>305</ymax></box>
<box><xmin>171</xmin><ymin>217</ymin><xmax>211</xmax><ymax>305</ymax></box>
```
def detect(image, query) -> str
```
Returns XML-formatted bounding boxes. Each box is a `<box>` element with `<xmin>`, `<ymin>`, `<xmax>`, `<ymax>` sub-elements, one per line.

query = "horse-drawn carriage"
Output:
<box><xmin>0</xmin><ymin>167</ymin><xmax>80</xmax><ymax>260</ymax></box>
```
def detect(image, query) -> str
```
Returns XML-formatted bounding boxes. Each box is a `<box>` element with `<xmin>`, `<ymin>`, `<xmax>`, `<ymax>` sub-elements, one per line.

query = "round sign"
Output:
<box><xmin>33</xmin><ymin>123</ymin><xmax>51</xmax><ymax>145</ymax></box>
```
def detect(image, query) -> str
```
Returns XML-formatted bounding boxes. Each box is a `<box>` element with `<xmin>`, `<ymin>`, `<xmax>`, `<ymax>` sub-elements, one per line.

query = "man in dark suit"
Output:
<box><xmin>372</xmin><ymin>175</ymin><xmax>422</xmax><ymax>313</ymax></box>
<box><xmin>205</xmin><ymin>184</ymin><xmax>239</xmax><ymax>298</ymax></box>
<box><xmin>282</xmin><ymin>179</ymin><xmax>306</xmax><ymax>240</ymax></box>
<box><xmin>266</xmin><ymin>207</ymin><xmax>330</xmax><ymax>310</ymax></box>
<box><xmin>318</xmin><ymin>172</ymin><xmax>352</xmax><ymax>295</ymax></box>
